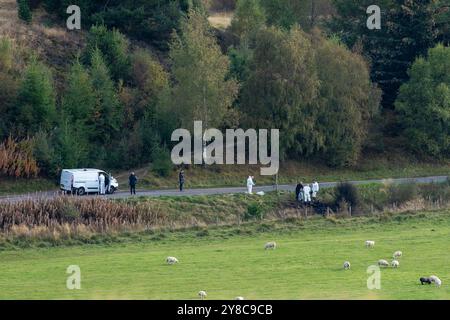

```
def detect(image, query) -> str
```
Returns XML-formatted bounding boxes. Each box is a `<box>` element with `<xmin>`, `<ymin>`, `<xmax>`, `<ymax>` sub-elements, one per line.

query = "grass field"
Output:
<box><xmin>0</xmin><ymin>210</ymin><xmax>449</xmax><ymax>300</ymax></box>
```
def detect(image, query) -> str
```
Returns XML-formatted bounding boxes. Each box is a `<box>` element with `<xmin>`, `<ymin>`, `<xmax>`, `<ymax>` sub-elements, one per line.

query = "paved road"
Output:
<box><xmin>0</xmin><ymin>175</ymin><xmax>448</xmax><ymax>203</ymax></box>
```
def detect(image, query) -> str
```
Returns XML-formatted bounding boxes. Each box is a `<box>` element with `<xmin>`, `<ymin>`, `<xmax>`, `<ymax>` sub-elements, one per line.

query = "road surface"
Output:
<box><xmin>0</xmin><ymin>175</ymin><xmax>448</xmax><ymax>203</ymax></box>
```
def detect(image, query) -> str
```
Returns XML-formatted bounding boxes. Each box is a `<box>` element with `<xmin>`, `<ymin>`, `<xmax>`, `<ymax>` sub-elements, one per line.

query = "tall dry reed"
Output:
<box><xmin>0</xmin><ymin>197</ymin><xmax>169</xmax><ymax>237</ymax></box>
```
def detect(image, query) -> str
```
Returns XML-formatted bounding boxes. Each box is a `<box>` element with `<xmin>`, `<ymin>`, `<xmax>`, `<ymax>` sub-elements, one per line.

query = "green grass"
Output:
<box><xmin>0</xmin><ymin>178</ymin><xmax>56</xmax><ymax>196</ymax></box>
<box><xmin>0</xmin><ymin>210</ymin><xmax>449</xmax><ymax>299</ymax></box>
<box><xmin>116</xmin><ymin>192</ymin><xmax>287</xmax><ymax>223</ymax></box>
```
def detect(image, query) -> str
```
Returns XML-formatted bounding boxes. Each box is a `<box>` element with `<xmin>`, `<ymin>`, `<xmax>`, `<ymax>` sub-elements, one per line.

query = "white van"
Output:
<box><xmin>60</xmin><ymin>169</ymin><xmax>119</xmax><ymax>195</ymax></box>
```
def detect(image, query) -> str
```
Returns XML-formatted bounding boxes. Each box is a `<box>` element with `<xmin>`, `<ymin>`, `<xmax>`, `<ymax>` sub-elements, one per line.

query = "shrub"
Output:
<box><xmin>334</xmin><ymin>182</ymin><xmax>360</xmax><ymax>208</ymax></box>
<box><xmin>387</xmin><ymin>183</ymin><xmax>418</xmax><ymax>206</ymax></box>
<box><xmin>419</xmin><ymin>183</ymin><xmax>450</xmax><ymax>203</ymax></box>
<box><xmin>32</xmin><ymin>131</ymin><xmax>57</xmax><ymax>178</ymax></box>
<box><xmin>208</xmin><ymin>0</ymin><xmax>236</xmax><ymax>11</ymax></box>
<box><xmin>0</xmin><ymin>136</ymin><xmax>39</xmax><ymax>178</ymax></box>
<box><xmin>318</xmin><ymin>189</ymin><xmax>336</xmax><ymax>207</ymax></box>
<box><xmin>152</xmin><ymin>150</ymin><xmax>172</xmax><ymax>177</ymax></box>
<box><xmin>196</xmin><ymin>228</ymin><xmax>209</xmax><ymax>237</ymax></box>
<box><xmin>84</xmin><ymin>26</ymin><xmax>131</xmax><ymax>81</ymax></box>
<box><xmin>28</xmin><ymin>0</ymin><xmax>41</xmax><ymax>9</ymax></box>
<box><xmin>336</xmin><ymin>199</ymin><xmax>351</xmax><ymax>216</ymax></box>
<box><xmin>17</xmin><ymin>0</ymin><xmax>32</xmax><ymax>23</ymax></box>
<box><xmin>15</xmin><ymin>59</ymin><xmax>56</xmax><ymax>135</ymax></box>
<box><xmin>245</xmin><ymin>202</ymin><xmax>263</xmax><ymax>220</ymax></box>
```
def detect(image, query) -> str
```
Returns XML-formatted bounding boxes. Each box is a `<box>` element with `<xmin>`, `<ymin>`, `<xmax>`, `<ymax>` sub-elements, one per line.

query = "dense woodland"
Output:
<box><xmin>0</xmin><ymin>0</ymin><xmax>449</xmax><ymax>179</ymax></box>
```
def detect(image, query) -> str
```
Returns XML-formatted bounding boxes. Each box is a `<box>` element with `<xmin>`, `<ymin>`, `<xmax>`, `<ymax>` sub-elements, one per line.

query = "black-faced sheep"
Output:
<box><xmin>420</xmin><ymin>277</ymin><xmax>432</xmax><ymax>285</ymax></box>
<box><xmin>166</xmin><ymin>256</ymin><xmax>179</xmax><ymax>265</ymax></box>
<box><xmin>378</xmin><ymin>259</ymin><xmax>389</xmax><ymax>267</ymax></box>
<box><xmin>365</xmin><ymin>240</ymin><xmax>375</xmax><ymax>248</ymax></box>
<box><xmin>264</xmin><ymin>242</ymin><xmax>277</xmax><ymax>250</ymax></box>
<box><xmin>391</xmin><ymin>260</ymin><xmax>399</xmax><ymax>268</ymax></box>
<box><xmin>198</xmin><ymin>291</ymin><xmax>207</xmax><ymax>300</ymax></box>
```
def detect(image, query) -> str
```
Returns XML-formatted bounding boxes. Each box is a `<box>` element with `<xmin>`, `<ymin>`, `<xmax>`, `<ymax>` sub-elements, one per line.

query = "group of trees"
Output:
<box><xmin>329</xmin><ymin>0</ymin><xmax>449</xmax><ymax>156</ymax></box>
<box><xmin>0</xmin><ymin>24</ymin><xmax>171</xmax><ymax>177</ymax></box>
<box><xmin>330</xmin><ymin>0</ymin><xmax>449</xmax><ymax>108</ymax></box>
<box><xmin>3</xmin><ymin>0</ymin><xmax>450</xmax><ymax>179</ymax></box>
<box><xmin>230</xmin><ymin>15</ymin><xmax>380</xmax><ymax>166</ymax></box>
<box><xmin>42</xmin><ymin>0</ymin><xmax>205</xmax><ymax>49</ymax></box>
<box><xmin>396</xmin><ymin>44</ymin><xmax>450</xmax><ymax>157</ymax></box>
<box><xmin>232</xmin><ymin>0</ymin><xmax>450</xmax><ymax>159</ymax></box>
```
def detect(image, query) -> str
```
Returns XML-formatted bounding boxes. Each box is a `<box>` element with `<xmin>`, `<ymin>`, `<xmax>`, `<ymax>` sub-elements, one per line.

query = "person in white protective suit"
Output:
<box><xmin>99</xmin><ymin>173</ymin><xmax>106</xmax><ymax>195</ymax></box>
<box><xmin>303</xmin><ymin>183</ymin><xmax>311</xmax><ymax>203</ymax></box>
<box><xmin>312</xmin><ymin>181</ymin><xmax>320</xmax><ymax>199</ymax></box>
<box><xmin>247</xmin><ymin>176</ymin><xmax>255</xmax><ymax>194</ymax></box>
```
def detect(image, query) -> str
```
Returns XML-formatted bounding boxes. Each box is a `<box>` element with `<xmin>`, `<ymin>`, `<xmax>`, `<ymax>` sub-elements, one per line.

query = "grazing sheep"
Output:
<box><xmin>378</xmin><ymin>259</ymin><xmax>389</xmax><ymax>267</ymax></box>
<box><xmin>343</xmin><ymin>261</ymin><xmax>351</xmax><ymax>270</ymax></box>
<box><xmin>393</xmin><ymin>251</ymin><xmax>402</xmax><ymax>259</ymax></box>
<box><xmin>166</xmin><ymin>256</ymin><xmax>179</xmax><ymax>265</ymax></box>
<box><xmin>365</xmin><ymin>240</ymin><xmax>375</xmax><ymax>248</ymax></box>
<box><xmin>420</xmin><ymin>277</ymin><xmax>432</xmax><ymax>285</ymax></box>
<box><xmin>198</xmin><ymin>290</ymin><xmax>207</xmax><ymax>300</ymax></box>
<box><xmin>264</xmin><ymin>242</ymin><xmax>277</xmax><ymax>250</ymax></box>
<box><xmin>235</xmin><ymin>296</ymin><xmax>244</xmax><ymax>300</ymax></box>
<box><xmin>429</xmin><ymin>275</ymin><xmax>442</xmax><ymax>287</ymax></box>
<box><xmin>391</xmin><ymin>260</ymin><xmax>399</xmax><ymax>268</ymax></box>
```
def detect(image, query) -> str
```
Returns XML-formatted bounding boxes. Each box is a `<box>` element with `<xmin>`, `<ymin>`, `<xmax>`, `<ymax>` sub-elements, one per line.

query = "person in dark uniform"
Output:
<box><xmin>129</xmin><ymin>172</ymin><xmax>138</xmax><ymax>195</ymax></box>
<box><xmin>295</xmin><ymin>181</ymin><xmax>304</xmax><ymax>202</ymax></box>
<box><xmin>179</xmin><ymin>169</ymin><xmax>185</xmax><ymax>192</ymax></box>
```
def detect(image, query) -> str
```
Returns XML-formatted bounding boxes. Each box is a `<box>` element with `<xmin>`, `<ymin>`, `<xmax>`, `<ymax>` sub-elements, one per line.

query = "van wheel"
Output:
<box><xmin>77</xmin><ymin>188</ymin><xmax>86</xmax><ymax>196</ymax></box>
<box><xmin>109</xmin><ymin>187</ymin><xmax>116</xmax><ymax>195</ymax></box>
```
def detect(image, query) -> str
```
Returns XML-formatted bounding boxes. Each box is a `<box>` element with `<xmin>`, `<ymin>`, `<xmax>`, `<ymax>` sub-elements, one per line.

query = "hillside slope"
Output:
<box><xmin>0</xmin><ymin>0</ymin><xmax>84</xmax><ymax>85</ymax></box>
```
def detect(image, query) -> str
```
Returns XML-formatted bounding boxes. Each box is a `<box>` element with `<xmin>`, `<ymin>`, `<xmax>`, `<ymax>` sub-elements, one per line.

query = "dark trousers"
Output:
<box><xmin>179</xmin><ymin>182</ymin><xmax>184</xmax><ymax>191</ymax></box>
<box><xmin>130</xmin><ymin>185</ymin><xmax>136</xmax><ymax>195</ymax></box>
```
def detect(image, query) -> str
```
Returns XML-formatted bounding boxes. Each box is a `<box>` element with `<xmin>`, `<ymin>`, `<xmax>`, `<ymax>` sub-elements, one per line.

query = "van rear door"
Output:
<box><xmin>60</xmin><ymin>170</ymin><xmax>73</xmax><ymax>191</ymax></box>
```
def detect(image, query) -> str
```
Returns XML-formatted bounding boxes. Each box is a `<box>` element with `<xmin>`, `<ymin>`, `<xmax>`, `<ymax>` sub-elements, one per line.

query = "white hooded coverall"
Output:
<box><xmin>312</xmin><ymin>182</ymin><xmax>319</xmax><ymax>198</ymax></box>
<box><xmin>303</xmin><ymin>185</ymin><xmax>311</xmax><ymax>203</ymax></box>
<box><xmin>247</xmin><ymin>177</ymin><xmax>255</xmax><ymax>194</ymax></box>
<box><xmin>99</xmin><ymin>174</ymin><xmax>106</xmax><ymax>195</ymax></box>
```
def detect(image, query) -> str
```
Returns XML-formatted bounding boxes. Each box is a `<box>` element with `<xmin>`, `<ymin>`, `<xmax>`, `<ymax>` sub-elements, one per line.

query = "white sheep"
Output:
<box><xmin>343</xmin><ymin>261</ymin><xmax>351</xmax><ymax>270</ymax></box>
<box><xmin>391</xmin><ymin>260</ymin><xmax>399</xmax><ymax>268</ymax></box>
<box><xmin>365</xmin><ymin>240</ymin><xmax>375</xmax><ymax>248</ymax></box>
<box><xmin>429</xmin><ymin>275</ymin><xmax>442</xmax><ymax>287</ymax></box>
<box><xmin>378</xmin><ymin>259</ymin><xmax>389</xmax><ymax>267</ymax></box>
<box><xmin>264</xmin><ymin>242</ymin><xmax>277</xmax><ymax>250</ymax></box>
<box><xmin>235</xmin><ymin>296</ymin><xmax>244</xmax><ymax>300</ymax></box>
<box><xmin>393</xmin><ymin>251</ymin><xmax>402</xmax><ymax>259</ymax></box>
<box><xmin>166</xmin><ymin>256</ymin><xmax>179</xmax><ymax>265</ymax></box>
<box><xmin>198</xmin><ymin>290</ymin><xmax>207</xmax><ymax>300</ymax></box>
